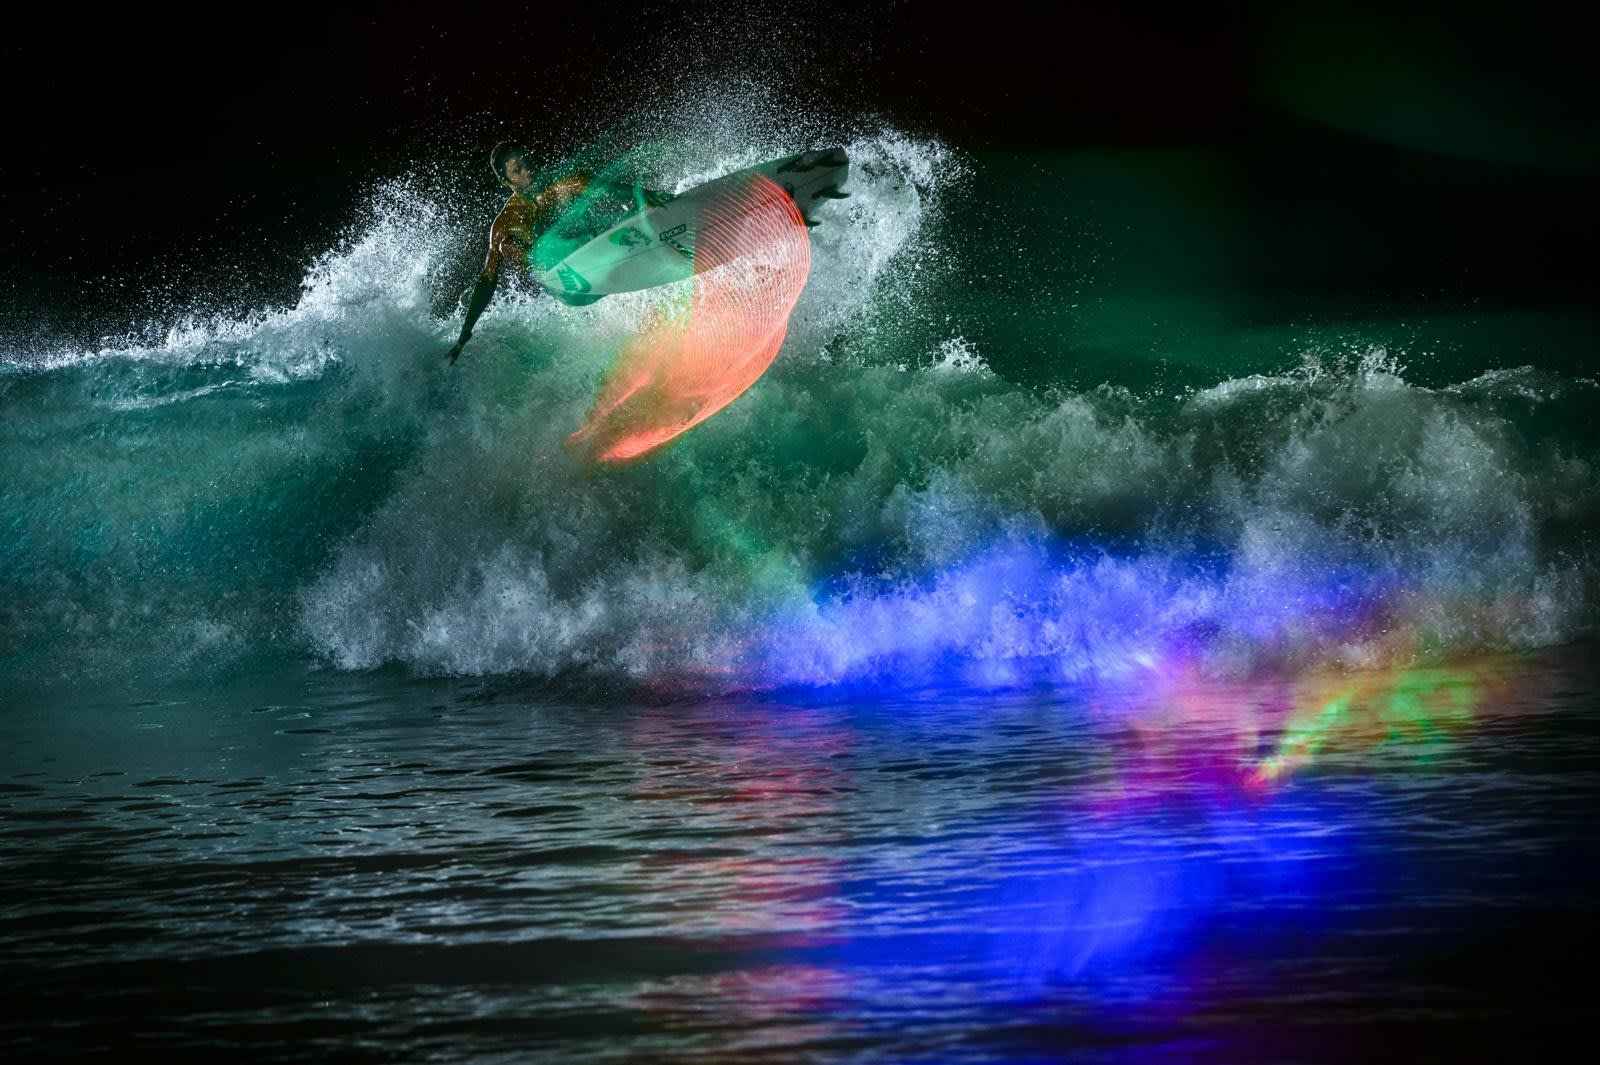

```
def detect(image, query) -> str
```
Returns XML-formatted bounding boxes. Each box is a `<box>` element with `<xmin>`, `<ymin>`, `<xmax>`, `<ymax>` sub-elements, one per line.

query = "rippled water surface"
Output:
<box><xmin>6</xmin><ymin>646</ymin><xmax>1599</xmax><ymax>1062</ymax></box>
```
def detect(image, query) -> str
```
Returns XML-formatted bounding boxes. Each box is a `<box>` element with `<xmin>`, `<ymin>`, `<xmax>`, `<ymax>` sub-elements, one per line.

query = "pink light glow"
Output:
<box><xmin>566</xmin><ymin>173</ymin><xmax>812</xmax><ymax>464</ymax></box>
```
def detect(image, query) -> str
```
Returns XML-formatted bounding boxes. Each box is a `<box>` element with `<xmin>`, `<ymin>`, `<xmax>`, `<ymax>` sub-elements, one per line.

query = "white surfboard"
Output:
<box><xmin>536</xmin><ymin>148</ymin><xmax>849</xmax><ymax>304</ymax></box>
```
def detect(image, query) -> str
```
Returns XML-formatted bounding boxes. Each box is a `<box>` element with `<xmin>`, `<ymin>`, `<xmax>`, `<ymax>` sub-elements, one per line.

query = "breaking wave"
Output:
<box><xmin>4</xmin><ymin>94</ymin><xmax>1597</xmax><ymax>695</ymax></box>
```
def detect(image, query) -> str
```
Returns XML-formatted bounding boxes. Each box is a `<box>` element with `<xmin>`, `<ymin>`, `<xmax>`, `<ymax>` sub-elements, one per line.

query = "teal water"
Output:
<box><xmin>4</xmin><ymin>127</ymin><xmax>1596</xmax><ymax>692</ymax></box>
<box><xmin>4</xmin><ymin>102</ymin><xmax>1600</xmax><ymax>1060</ymax></box>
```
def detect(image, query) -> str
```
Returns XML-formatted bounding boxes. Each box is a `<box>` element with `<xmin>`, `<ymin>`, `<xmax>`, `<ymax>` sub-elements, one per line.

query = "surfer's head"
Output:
<box><xmin>491</xmin><ymin>141</ymin><xmax>535</xmax><ymax>194</ymax></box>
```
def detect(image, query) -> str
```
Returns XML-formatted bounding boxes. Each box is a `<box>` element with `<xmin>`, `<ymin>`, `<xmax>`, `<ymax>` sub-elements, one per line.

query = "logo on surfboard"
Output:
<box><xmin>659</xmin><ymin>224</ymin><xmax>694</xmax><ymax>261</ymax></box>
<box><xmin>556</xmin><ymin>263</ymin><xmax>592</xmax><ymax>293</ymax></box>
<box><xmin>608</xmin><ymin>226</ymin><xmax>651</xmax><ymax>248</ymax></box>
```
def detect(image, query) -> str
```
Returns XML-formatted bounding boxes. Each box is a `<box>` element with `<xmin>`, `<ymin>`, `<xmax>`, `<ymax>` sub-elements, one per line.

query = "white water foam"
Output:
<box><xmin>5</xmin><ymin>100</ymin><xmax>1596</xmax><ymax>692</ymax></box>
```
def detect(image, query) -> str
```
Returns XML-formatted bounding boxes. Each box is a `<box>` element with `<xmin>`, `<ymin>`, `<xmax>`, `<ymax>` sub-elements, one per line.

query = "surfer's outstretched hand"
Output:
<box><xmin>444</xmin><ymin>340</ymin><xmax>466</xmax><ymax>365</ymax></box>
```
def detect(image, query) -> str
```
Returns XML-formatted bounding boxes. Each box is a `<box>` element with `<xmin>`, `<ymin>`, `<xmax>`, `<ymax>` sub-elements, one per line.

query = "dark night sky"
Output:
<box><xmin>3</xmin><ymin>2</ymin><xmax>1596</xmax><ymax>340</ymax></box>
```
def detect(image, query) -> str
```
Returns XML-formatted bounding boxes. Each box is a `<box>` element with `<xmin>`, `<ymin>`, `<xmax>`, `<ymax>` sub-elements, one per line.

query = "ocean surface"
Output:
<box><xmin>5</xmin><ymin>97</ymin><xmax>1600</xmax><ymax>1060</ymax></box>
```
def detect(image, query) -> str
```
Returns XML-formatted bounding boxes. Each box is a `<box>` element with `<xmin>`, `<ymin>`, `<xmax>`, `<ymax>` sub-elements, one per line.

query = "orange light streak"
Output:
<box><xmin>567</xmin><ymin>172</ymin><xmax>812</xmax><ymax>464</ymax></box>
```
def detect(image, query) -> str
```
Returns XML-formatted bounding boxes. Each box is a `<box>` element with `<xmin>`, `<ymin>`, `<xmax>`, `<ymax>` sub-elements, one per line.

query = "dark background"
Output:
<box><xmin>3</xmin><ymin>1</ymin><xmax>1596</xmax><ymax>345</ymax></box>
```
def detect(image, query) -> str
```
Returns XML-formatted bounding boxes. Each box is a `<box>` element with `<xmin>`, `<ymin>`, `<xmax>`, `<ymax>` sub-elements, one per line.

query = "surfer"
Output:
<box><xmin>444</xmin><ymin>141</ymin><xmax>667</xmax><ymax>364</ymax></box>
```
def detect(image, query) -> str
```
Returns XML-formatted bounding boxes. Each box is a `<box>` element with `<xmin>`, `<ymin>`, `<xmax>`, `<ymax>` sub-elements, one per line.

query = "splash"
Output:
<box><xmin>565</xmin><ymin>172</ymin><xmax>812</xmax><ymax>463</ymax></box>
<box><xmin>3</xmin><ymin>93</ymin><xmax>1598</xmax><ymax>695</ymax></box>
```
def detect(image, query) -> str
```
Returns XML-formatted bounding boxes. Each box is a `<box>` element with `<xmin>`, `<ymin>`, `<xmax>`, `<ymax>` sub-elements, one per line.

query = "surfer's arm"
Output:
<box><xmin>577</xmin><ymin>173</ymin><xmax>672</xmax><ymax>211</ymax></box>
<box><xmin>540</xmin><ymin>173</ymin><xmax>671</xmax><ymax>213</ymax></box>
<box><xmin>457</xmin><ymin>268</ymin><xmax>497</xmax><ymax>336</ymax></box>
<box><xmin>448</xmin><ymin>209</ymin><xmax>550</xmax><ymax>363</ymax></box>
<box><xmin>537</xmin><ymin>173</ymin><xmax>592</xmax><ymax>208</ymax></box>
<box><xmin>446</xmin><ymin>246</ymin><xmax>505</xmax><ymax>365</ymax></box>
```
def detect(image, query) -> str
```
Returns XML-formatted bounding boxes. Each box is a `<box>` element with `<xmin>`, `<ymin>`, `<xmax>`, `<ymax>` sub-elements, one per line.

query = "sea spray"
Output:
<box><xmin>301</xmin><ymin>338</ymin><xmax>1599</xmax><ymax>687</ymax></box>
<box><xmin>3</xmin><ymin>104</ymin><xmax>1596</xmax><ymax>694</ymax></box>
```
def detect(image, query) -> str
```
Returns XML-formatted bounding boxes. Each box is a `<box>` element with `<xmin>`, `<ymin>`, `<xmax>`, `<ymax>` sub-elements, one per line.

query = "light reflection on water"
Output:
<box><xmin>3</xmin><ymin>645</ymin><xmax>1598</xmax><ymax>1061</ymax></box>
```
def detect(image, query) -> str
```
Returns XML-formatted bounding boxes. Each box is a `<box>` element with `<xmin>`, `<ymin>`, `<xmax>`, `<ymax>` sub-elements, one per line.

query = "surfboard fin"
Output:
<box><xmin>812</xmin><ymin>186</ymin><xmax>849</xmax><ymax>200</ymax></box>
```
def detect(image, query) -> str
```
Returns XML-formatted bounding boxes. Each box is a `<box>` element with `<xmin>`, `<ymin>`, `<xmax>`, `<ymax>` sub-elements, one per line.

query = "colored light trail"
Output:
<box><xmin>567</xmin><ymin>172</ymin><xmax>812</xmax><ymax>464</ymax></box>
